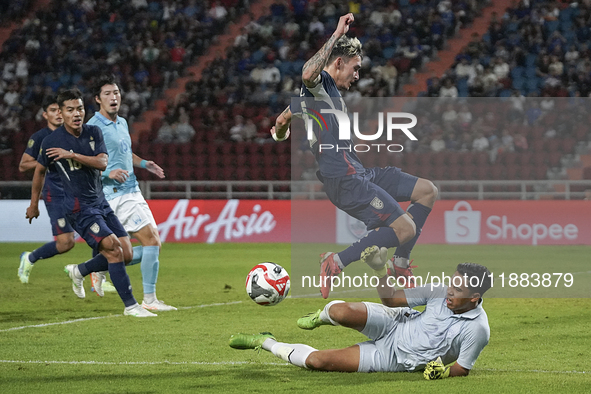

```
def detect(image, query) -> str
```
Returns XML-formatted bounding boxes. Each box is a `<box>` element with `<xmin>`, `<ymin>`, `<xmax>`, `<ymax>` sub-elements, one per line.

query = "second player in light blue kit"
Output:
<box><xmin>86</xmin><ymin>74</ymin><xmax>176</xmax><ymax>311</ymax></box>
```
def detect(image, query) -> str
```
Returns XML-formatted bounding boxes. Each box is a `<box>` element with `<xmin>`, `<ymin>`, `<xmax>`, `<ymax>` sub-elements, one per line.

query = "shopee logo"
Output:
<box><xmin>486</xmin><ymin>216</ymin><xmax>578</xmax><ymax>245</ymax></box>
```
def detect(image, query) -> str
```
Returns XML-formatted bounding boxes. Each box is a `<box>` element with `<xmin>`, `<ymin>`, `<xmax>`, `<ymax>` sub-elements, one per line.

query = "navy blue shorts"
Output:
<box><xmin>322</xmin><ymin>167</ymin><xmax>418</xmax><ymax>231</ymax></box>
<box><xmin>66</xmin><ymin>201</ymin><xmax>128</xmax><ymax>251</ymax></box>
<box><xmin>44</xmin><ymin>196</ymin><xmax>74</xmax><ymax>236</ymax></box>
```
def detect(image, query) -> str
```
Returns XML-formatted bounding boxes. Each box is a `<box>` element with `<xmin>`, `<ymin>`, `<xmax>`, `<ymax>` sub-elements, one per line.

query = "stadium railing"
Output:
<box><xmin>2</xmin><ymin>180</ymin><xmax>591</xmax><ymax>200</ymax></box>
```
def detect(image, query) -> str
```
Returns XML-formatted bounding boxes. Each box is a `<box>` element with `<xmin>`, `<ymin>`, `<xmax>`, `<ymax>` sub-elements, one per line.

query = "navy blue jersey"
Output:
<box><xmin>24</xmin><ymin>127</ymin><xmax>65</xmax><ymax>202</ymax></box>
<box><xmin>37</xmin><ymin>125</ymin><xmax>108</xmax><ymax>210</ymax></box>
<box><xmin>292</xmin><ymin>70</ymin><xmax>366</xmax><ymax>178</ymax></box>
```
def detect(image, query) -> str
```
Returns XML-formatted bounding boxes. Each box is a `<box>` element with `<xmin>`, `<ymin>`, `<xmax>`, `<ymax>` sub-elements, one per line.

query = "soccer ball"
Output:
<box><xmin>245</xmin><ymin>262</ymin><xmax>290</xmax><ymax>306</ymax></box>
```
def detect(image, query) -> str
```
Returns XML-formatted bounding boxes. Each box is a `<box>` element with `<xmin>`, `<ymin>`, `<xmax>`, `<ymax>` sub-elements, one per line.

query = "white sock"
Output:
<box><xmin>73</xmin><ymin>266</ymin><xmax>83</xmax><ymax>279</ymax></box>
<box><xmin>265</xmin><ymin>340</ymin><xmax>317</xmax><ymax>369</ymax></box>
<box><xmin>334</xmin><ymin>254</ymin><xmax>345</xmax><ymax>270</ymax></box>
<box><xmin>393</xmin><ymin>256</ymin><xmax>410</xmax><ymax>269</ymax></box>
<box><xmin>319</xmin><ymin>300</ymin><xmax>345</xmax><ymax>326</ymax></box>
<box><xmin>144</xmin><ymin>292</ymin><xmax>157</xmax><ymax>304</ymax></box>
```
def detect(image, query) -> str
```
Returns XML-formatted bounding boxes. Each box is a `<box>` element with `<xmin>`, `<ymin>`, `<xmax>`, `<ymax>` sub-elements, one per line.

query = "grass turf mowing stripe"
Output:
<box><xmin>0</xmin><ymin>301</ymin><xmax>243</xmax><ymax>333</ymax></box>
<box><xmin>0</xmin><ymin>360</ymin><xmax>587</xmax><ymax>374</ymax></box>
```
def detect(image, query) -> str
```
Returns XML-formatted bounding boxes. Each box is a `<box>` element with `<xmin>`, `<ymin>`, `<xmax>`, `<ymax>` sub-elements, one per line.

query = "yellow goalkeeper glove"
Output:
<box><xmin>423</xmin><ymin>357</ymin><xmax>451</xmax><ymax>380</ymax></box>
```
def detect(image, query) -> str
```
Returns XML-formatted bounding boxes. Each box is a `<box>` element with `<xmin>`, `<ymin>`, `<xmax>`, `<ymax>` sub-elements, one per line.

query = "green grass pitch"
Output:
<box><xmin>1</xmin><ymin>242</ymin><xmax>590</xmax><ymax>393</ymax></box>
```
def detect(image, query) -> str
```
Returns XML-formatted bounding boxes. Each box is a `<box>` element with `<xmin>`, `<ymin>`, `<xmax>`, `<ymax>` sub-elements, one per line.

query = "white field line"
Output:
<box><xmin>0</xmin><ymin>360</ymin><xmax>586</xmax><ymax>374</ymax></box>
<box><xmin>0</xmin><ymin>360</ymin><xmax>287</xmax><ymax>366</ymax></box>
<box><xmin>0</xmin><ymin>301</ymin><xmax>243</xmax><ymax>333</ymax></box>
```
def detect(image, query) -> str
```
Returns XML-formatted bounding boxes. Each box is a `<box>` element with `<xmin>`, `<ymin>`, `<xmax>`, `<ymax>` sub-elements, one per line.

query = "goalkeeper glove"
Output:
<box><xmin>423</xmin><ymin>357</ymin><xmax>451</xmax><ymax>380</ymax></box>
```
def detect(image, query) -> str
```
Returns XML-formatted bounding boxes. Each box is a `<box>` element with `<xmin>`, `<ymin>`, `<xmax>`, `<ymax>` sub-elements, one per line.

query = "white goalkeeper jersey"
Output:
<box><xmin>398</xmin><ymin>284</ymin><xmax>490</xmax><ymax>371</ymax></box>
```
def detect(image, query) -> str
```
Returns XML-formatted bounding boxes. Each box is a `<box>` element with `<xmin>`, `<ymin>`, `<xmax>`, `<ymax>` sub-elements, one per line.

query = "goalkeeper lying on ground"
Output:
<box><xmin>230</xmin><ymin>250</ymin><xmax>491</xmax><ymax>379</ymax></box>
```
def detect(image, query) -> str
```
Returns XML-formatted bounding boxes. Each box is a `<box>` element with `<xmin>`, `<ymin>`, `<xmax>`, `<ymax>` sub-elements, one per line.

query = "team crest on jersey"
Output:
<box><xmin>90</xmin><ymin>223</ymin><xmax>100</xmax><ymax>234</ymax></box>
<box><xmin>370</xmin><ymin>197</ymin><xmax>384</xmax><ymax>210</ymax></box>
<box><xmin>28</xmin><ymin>139</ymin><xmax>34</xmax><ymax>148</ymax></box>
<box><xmin>57</xmin><ymin>218</ymin><xmax>66</xmax><ymax>228</ymax></box>
<box><xmin>89</xmin><ymin>141</ymin><xmax>95</xmax><ymax>151</ymax></box>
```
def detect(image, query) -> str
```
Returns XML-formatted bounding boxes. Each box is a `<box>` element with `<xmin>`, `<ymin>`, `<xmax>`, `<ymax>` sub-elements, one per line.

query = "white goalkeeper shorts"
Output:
<box><xmin>107</xmin><ymin>192</ymin><xmax>157</xmax><ymax>234</ymax></box>
<box><xmin>356</xmin><ymin>302</ymin><xmax>418</xmax><ymax>373</ymax></box>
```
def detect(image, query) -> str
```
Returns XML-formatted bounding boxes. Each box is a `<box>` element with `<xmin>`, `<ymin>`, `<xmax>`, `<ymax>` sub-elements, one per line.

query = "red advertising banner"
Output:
<box><xmin>298</xmin><ymin>199</ymin><xmax>590</xmax><ymax>246</ymax></box>
<box><xmin>117</xmin><ymin>199</ymin><xmax>590</xmax><ymax>245</ymax></box>
<box><xmin>420</xmin><ymin>200</ymin><xmax>591</xmax><ymax>245</ymax></box>
<box><xmin>148</xmin><ymin>199</ymin><xmax>291</xmax><ymax>243</ymax></box>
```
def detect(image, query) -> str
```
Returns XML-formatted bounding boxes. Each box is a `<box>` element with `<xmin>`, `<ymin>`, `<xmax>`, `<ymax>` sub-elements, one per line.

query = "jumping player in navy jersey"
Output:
<box><xmin>25</xmin><ymin>88</ymin><xmax>155</xmax><ymax>317</ymax></box>
<box><xmin>271</xmin><ymin>13</ymin><xmax>438</xmax><ymax>299</ymax></box>
<box><xmin>17</xmin><ymin>96</ymin><xmax>75</xmax><ymax>284</ymax></box>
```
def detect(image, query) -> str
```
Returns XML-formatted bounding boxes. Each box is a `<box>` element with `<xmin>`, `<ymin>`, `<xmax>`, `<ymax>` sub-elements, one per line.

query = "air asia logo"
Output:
<box><xmin>304</xmin><ymin>109</ymin><xmax>418</xmax><ymax>153</ymax></box>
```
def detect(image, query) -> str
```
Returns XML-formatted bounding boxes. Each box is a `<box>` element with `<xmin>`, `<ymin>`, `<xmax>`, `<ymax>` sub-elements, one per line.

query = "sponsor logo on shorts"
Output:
<box><xmin>132</xmin><ymin>214</ymin><xmax>142</xmax><ymax>226</ymax></box>
<box><xmin>370</xmin><ymin>197</ymin><xmax>384</xmax><ymax>210</ymax></box>
<box><xmin>57</xmin><ymin>218</ymin><xmax>66</xmax><ymax>228</ymax></box>
<box><xmin>90</xmin><ymin>223</ymin><xmax>100</xmax><ymax>234</ymax></box>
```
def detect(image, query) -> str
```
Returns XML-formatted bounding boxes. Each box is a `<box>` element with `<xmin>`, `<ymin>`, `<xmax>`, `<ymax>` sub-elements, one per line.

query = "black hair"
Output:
<box><xmin>92</xmin><ymin>74</ymin><xmax>119</xmax><ymax>100</ymax></box>
<box><xmin>57</xmin><ymin>88</ymin><xmax>83</xmax><ymax>108</ymax></box>
<box><xmin>456</xmin><ymin>263</ymin><xmax>492</xmax><ymax>296</ymax></box>
<box><xmin>41</xmin><ymin>95</ymin><xmax>58</xmax><ymax>111</ymax></box>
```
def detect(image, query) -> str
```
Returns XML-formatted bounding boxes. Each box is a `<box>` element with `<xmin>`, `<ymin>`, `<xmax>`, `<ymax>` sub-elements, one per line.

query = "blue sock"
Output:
<box><xmin>78</xmin><ymin>254</ymin><xmax>109</xmax><ymax>277</ymax></box>
<box><xmin>108</xmin><ymin>262</ymin><xmax>137</xmax><ymax>307</ymax></box>
<box><xmin>394</xmin><ymin>203</ymin><xmax>432</xmax><ymax>259</ymax></box>
<box><xmin>141</xmin><ymin>246</ymin><xmax>160</xmax><ymax>294</ymax></box>
<box><xmin>29</xmin><ymin>241</ymin><xmax>59</xmax><ymax>263</ymax></box>
<box><xmin>338</xmin><ymin>227</ymin><xmax>400</xmax><ymax>267</ymax></box>
<box><xmin>128</xmin><ymin>246</ymin><xmax>143</xmax><ymax>266</ymax></box>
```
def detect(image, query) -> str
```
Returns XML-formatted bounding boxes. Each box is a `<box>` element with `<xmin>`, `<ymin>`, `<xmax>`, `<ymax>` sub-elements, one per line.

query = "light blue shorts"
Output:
<box><xmin>357</xmin><ymin>302</ymin><xmax>419</xmax><ymax>373</ymax></box>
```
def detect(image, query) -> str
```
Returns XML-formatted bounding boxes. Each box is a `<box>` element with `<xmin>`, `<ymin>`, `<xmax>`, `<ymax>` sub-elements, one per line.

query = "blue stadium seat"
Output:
<box><xmin>544</xmin><ymin>20</ymin><xmax>560</xmax><ymax>35</ymax></box>
<box><xmin>457</xmin><ymin>78</ymin><xmax>469</xmax><ymax>97</ymax></box>
<box><xmin>511</xmin><ymin>66</ymin><xmax>524</xmax><ymax>79</ymax></box>
<box><xmin>382</xmin><ymin>47</ymin><xmax>396</xmax><ymax>59</ymax></box>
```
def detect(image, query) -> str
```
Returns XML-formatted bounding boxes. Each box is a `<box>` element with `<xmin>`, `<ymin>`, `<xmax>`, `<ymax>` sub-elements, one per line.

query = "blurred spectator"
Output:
<box><xmin>492</xmin><ymin>57</ymin><xmax>510</xmax><ymax>80</ymax></box>
<box><xmin>156</xmin><ymin>120</ymin><xmax>175</xmax><ymax>143</ymax></box>
<box><xmin>513</xmin><ymin>132</ymin><xmax>528</xmax><ymax>152</ymax></box>
<box><xmin>500</xmin><ymin>130</ymin><xmax>514</xmax><ymax>152</ymax></box>
<box><xmin>430</xmin><ymin>133</ymin><xmax>445</xmax><ymax>152</ymax></box>
<box><xmin>175</xmin><ymin>113</ymin><xmax>195</xmax><ymax>143</ymax></box>
<box><xmin>230</xmin><ymin>115</ymin><xmax>247</xmax><ymax>142</ymax></box>
<box><xmin>439</xmin><ymin>78</ymin><xmax>458</xmax><ymax>98</ymax></box>
<box><xmin>472</xmin><ymin>132</ymin><xmax>489</xmax><ymax>151</ymax></box>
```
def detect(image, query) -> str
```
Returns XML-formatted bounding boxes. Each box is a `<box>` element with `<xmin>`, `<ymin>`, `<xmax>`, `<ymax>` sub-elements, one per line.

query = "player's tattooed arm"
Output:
<box><xmin>271</xmin><ymin>106</ymin><xmax>292</xmax><ymax>141</ymax></box>
<box><xmin>302</xmin><ymin>13</ymin><xmax>354</xmax><ymax>87</ymax></box>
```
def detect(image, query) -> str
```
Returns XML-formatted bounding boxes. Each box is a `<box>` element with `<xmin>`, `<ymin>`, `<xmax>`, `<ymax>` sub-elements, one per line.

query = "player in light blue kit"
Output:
<box><xmin>230</xmin><ymin>262</ymin><xmax>491</xmax><ymax>379</ymax></box>
<box><xmin>86</xmin><ymin>74</ymin><xmax>176</xmax><ymax>311</ymax></box>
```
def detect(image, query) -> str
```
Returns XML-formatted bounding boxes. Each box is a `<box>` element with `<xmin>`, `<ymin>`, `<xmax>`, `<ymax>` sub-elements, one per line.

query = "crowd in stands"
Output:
<box><xmin>2</xmin><ymin>0</ymin><xmax>590</xmax><ymax>187</ymax></box>
<box><xmin>153</xmin><ymin>0</ymin><xmax>489</xmax><ymax>148</ymax></box>
<box><xmin>0</xmin><ymin>0</ymin><xmax>246</xmax><ymax>159</ymax></box>
<box><xmin>425</xmin><ymin>0</ymin><xmax>591</xmax><ymax>98</ymax></box>
<box><xmin>0</xmin><ymin>1</ymin><xmax>33</xmax><ymax>25</ymax></box>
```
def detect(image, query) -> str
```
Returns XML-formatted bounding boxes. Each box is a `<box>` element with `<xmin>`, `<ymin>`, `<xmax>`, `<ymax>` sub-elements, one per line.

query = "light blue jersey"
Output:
<box><xmin>87</xmin><ymin>112</ymin><xmax>140</xmax><ymax>200</ymax></box>
<box><xmin>400</xmin><ymin>285</ymin><xmax>490</xmax><ymax>371</ymax></box>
